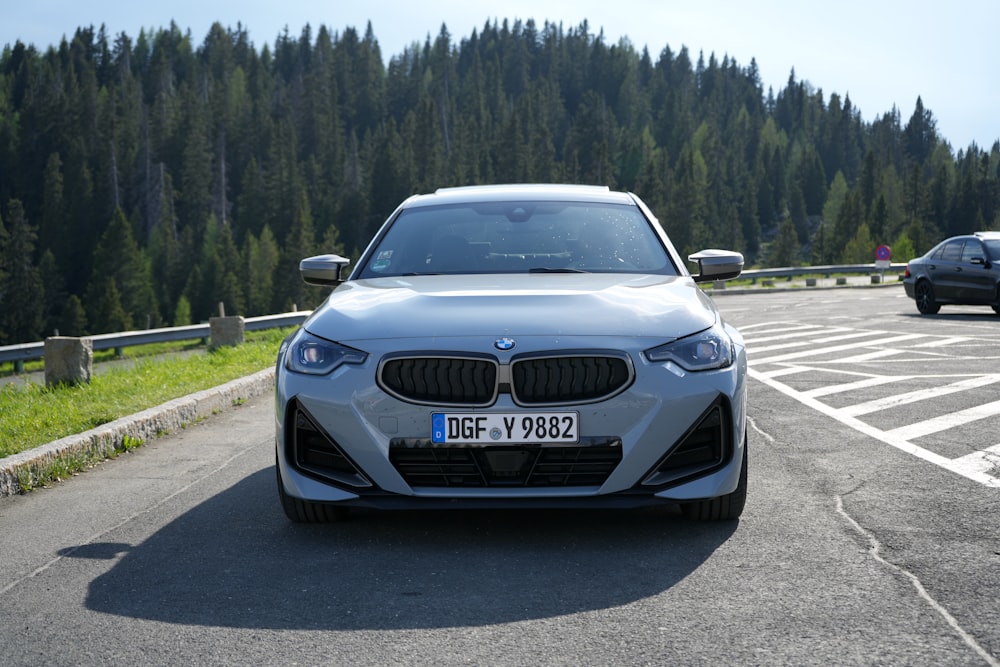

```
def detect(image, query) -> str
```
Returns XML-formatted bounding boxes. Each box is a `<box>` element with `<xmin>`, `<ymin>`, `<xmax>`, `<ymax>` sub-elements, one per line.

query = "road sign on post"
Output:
<box><xmin>875</xmin><ymin>244</ymin><xmax>891</xmax><ymax>269</ymax></box>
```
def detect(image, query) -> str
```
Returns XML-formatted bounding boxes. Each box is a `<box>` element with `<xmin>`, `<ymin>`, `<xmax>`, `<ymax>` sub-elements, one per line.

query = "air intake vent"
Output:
<box><xmin>290</xmin><ymin>403</ymin><xmax>371</xmax><ymax>488</ymax></box>
<box><xmin>642</xmin><ymin>401</ymin><xmax>730</xmax><ymax>488</ymax></box>
<box><xmin>389</xmin><ymin>438</ymin><xmax>622</xmax><ymax>487</ymax></box>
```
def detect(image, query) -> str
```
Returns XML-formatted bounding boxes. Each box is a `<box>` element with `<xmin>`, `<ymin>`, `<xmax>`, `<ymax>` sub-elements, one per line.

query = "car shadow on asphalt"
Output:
<box><xmin>77</xmin><ymin>467</ymin><xmax>738</xmax><ymax>630</ymax></box>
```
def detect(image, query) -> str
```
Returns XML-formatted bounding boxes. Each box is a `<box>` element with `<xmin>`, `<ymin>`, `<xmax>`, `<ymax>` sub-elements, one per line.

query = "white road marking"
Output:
<box><xmin>832</xmin><ymin>348</ymin><xmax>908</xmax><ymax>364</ymax></box>
<box><xmin>885</xmin><ymin>399</ymin><xmax>1000</xmax><ymax>441</ymax></box>
<box><xmin>756</xmin><ymin>364</ymin><xmax>815</xmax><ymax>379</ymax></box>
<box><xmin>745</xmin><ymin>323</ymin><xmax>1000</xmax><ymax>488</ymax></box>
<box><xmin>748</xmin><ymin>330</ymin><xmax>891</xmax><ymax>354</ymax></box>
<box><xmin>742</xmin><ymin>326</ymin><xmax>853</xmax><ymax>345</ymax></box>
<box><xmin>749</xmin><ymin>368</ymin><xmax>1000</xmax><ymax>488</ymax></box>
<box><xmin>912</xmin><ymin>336</ymin><xmax>972</xmax><ymax>348</ymax></box>
<box><xmin>804</xmin><ymin>374</ymin><xmax>913</xmax><ymax>398</ymax></box>
<box><xmin>749</xmin><ymin>333</ymin><xmax>926</xmax><ymax>365</ymax></box>
<box><xmin>842</xmin><ymin>374</ymin><xmax>1000</xmax><ymax>417</ymax></box>
<box><xmin>951</xmin><ymin>444</ymin><xmax>1000</xmax><ymax>477</ymax></box>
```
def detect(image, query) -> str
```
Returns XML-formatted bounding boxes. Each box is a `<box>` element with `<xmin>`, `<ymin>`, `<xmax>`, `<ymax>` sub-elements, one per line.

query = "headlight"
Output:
<box><xmin>644</xmin><ymin>324</ymin><xmax>734</xmax><ymax>371</ymax></box>
<box><xmin>283</xmin><ymin>330</ymin><xmax>367</xmax><ymax>375</ymax></box>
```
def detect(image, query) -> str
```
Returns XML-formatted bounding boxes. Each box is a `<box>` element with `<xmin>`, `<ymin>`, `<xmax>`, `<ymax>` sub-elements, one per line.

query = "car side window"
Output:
<box><xmin>961</xmin><ymin>241</ymin><xmax>984</xmax><ymax>263</ymax></box>
<box><xmin>939</xmin><ymin>241</ymin><xmax>964</xmax><ymax>262</ymax></box>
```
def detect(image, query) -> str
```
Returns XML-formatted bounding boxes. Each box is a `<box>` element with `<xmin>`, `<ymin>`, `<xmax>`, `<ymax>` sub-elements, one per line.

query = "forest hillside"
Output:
<box><xmin>0</xmin><ymin>19</ymin><xmax>998</xmax><ymax>344</ymax></box>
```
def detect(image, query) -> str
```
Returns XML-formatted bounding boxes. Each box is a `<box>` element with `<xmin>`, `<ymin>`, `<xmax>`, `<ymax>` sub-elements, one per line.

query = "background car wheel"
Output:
<box><xmin>276</xmin><ymin>462</ymin><xmax>350</xmax><ymax>523</ymax></box>
<box><xmin>914</xmin><ymin>280</ymin><xmax>940</xmax><ymax>314</ymax></box>
<box><xmin>681</xmin><ymin>432</ymin><xmax>747</xmax><ymax>521</ymax></box>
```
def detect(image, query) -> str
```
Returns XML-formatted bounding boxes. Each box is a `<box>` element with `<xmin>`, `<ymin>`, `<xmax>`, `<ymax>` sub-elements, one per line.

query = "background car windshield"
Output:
<box><xmin>358</xmin><ymin>201</ymin><xmax>676</xmax><ymax>277</ymax></box>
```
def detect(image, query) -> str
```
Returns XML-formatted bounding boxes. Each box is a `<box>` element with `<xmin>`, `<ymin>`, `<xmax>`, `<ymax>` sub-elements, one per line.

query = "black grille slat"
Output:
<box><xmin>389</xmin><ymin>440</ymin><xmax>622</xmax><ymax>487</ymax></box>
<box><xmin>511</xmin><ymin>355</ymin><xmax>631</xmax><ymax>404</ymax></box>
<box><xmin>379</xmin><ymin>357</ymin><xmax>497</xmax><ymax>405</ymax></box>
<box><xmin>379</xmin><ymin>353</ymin><xmax>632</xmax><ymax>406</ymax></box>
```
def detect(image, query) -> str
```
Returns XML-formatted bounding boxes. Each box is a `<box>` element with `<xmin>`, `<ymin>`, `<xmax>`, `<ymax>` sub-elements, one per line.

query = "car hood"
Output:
<box><xmin>303</xmin><ymin>273</ymin><xmax>719</xmax><ymax>342</ymax></box>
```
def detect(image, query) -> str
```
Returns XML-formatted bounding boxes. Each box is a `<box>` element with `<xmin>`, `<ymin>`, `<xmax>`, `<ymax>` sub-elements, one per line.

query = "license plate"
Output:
<box><xmin>431</xmin><ymin>412</ymin><xmax>579</xmax><ymax>444</ymax></box>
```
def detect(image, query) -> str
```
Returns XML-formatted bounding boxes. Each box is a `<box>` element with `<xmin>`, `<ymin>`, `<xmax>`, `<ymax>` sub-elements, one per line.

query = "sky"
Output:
<box><xmin>3</xmin><ymin>1</ymin><xmax>998</xmax><ymax>151</ymax></box>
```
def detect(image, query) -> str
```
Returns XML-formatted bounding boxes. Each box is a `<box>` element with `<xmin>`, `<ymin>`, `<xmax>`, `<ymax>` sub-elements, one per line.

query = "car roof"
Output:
<box><xmin>399</xmin><ymin>184</ymin><xmax>636</xmax><ymax>209</ymax></box>
<box><xmin>973</xmin><ymin>231</ymin><xmax>1000</xmax><ymax>240</ymax></box>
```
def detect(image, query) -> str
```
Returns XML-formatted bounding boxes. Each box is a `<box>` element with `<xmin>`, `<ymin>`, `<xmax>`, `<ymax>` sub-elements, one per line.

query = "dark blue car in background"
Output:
<box><xmin>903</xmin><ymin>231</ymin><xmax>1000</xmax><ymax>315</ymax></box>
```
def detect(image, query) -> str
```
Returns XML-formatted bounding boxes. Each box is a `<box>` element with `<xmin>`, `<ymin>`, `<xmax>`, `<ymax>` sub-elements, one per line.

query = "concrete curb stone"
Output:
<box><xmin>0</xmin><ymin>367</ymin><xmax>275</xmax><ymax>497</ymax></box>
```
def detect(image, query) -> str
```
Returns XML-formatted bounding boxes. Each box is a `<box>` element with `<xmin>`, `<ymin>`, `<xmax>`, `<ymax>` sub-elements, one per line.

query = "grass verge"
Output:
<box><xmin>0</xmin><ymin>327</ymin><xmax>291</xmax><ymax>460</ymax></box>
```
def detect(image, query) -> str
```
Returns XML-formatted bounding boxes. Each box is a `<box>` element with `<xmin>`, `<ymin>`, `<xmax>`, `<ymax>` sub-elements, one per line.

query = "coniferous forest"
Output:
<box><xmin>1</xmin><ymin>19</ymin><xmax>999</xmax><ymax>345</ymax></box>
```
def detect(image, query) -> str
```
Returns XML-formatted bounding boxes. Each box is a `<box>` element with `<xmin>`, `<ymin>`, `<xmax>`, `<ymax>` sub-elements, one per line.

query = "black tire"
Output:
<box><xmin>276</xmin><ymin>461</ymin><xmax>350</xmax><ymax>523</ymax></box>
<box><xmin>914</xmin><ymin>280</ymin><xmax>940</xmax><ymax>314</ymax></box>
<box><xmin>681</xmin><ymin>432</ymin><xmax>748</xmax><ymax>521</ymax></box>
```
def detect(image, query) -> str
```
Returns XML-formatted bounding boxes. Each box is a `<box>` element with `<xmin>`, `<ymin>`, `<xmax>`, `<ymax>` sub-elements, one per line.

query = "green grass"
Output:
<box><xmin>0</xmin><ymin>327</ymin><xmax>292</xmax><ymax>460</ymax></box>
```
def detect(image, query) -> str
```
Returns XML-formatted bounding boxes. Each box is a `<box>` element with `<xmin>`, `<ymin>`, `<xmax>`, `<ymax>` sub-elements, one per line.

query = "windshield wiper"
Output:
<box><xmin>528</xmin><ymin>267</ymin><xmax>588</xmax><ymax>273</ymax></box>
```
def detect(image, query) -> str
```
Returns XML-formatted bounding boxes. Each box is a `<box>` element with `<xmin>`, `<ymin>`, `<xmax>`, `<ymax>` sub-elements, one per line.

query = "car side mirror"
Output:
<box><xmin>300</xmin><ymin>254</ymin><xmax>351</xmax><ymax>285</ymax></box>
<box><xmin>688</xmin><ymin>249</ymin><xmax>744</xmax><ymax>283</ymax></box>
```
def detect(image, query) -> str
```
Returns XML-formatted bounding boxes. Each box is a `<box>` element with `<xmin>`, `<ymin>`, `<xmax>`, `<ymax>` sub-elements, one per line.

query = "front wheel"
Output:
<box><xmin>914</xmin><ymin>280</ymin><xmax>940</xmax><ymax>314</ymax></box>
<box><xmin>681</xmin><ymin>433</ymin><xmax>747</xmax><ymax>521</ymax></box>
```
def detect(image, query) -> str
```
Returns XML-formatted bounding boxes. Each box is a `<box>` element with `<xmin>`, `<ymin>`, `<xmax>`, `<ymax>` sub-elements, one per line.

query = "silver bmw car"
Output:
<box><xmin>275</xmin><ymin>184</ymin><xmax>748</xmax><ymax>522</ymax></box>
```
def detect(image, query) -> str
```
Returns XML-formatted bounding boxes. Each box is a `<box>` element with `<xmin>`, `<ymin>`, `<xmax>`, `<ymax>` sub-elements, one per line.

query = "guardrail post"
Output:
<box><xmin>210</xmin><ymin>316</ymin><xmax>245</xmax><ymax>349</ymax></box>
<box><xmin>44</xmin><ymin>336</ymin><xmax>93</xmax><ymax>387</ymax></box>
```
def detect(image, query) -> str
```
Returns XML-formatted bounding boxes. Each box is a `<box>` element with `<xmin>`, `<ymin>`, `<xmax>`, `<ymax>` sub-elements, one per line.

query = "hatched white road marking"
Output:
<box><xmin>951</xmin><ymin>444</ymin><xmax>1000</xmax><ymax>478</ymax></box>
<box><xmin>749</xmin><ymin>368</ymin><xmax>1000</xmax><ymax>488</ymax></box>
<box><xmin>913</xmin><ymin>336</ymin><xmax>972</xmax><ymax>348</ymax></box>
<box><xmin>749</xmin><ymin>333</ymin><xmax>926</xmax><ymax>365</ymax></box>
<box><xmin>842</xmin><ymin>374</ymin><xmax>1000</xmax><ymax>417</ymax></box>
<box><xmin>748</xmin><ymin>330</ymin><xmax>892</xmax><ymax>354</ymax></box>
<box><xmin>803</xmin><ymin>374</ymin><xmax>913</xmax><ymax>398</ymax></box>
<box><xmin>885</xmin><ymin>400</ymin><xmax>1000</xmax><ymax>441</ymax></box>
<box><xmin>745</xmin><ymin>324</ymin><xmax>1000</xmax><ymax>487</ymax></box>
<box><xmin>742</xmin><ymin>326</ymin><xmax>853</xmax><ymax>345</ymax></box>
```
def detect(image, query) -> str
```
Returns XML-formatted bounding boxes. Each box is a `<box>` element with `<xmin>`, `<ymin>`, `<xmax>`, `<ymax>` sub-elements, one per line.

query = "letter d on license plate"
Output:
<box><xmin>431</xmin><ymin>412</ymin><xmax>578</xmax><ymax>444</ymax></box>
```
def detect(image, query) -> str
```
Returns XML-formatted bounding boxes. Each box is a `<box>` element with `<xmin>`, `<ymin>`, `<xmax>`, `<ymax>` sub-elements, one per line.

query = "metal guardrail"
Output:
<box><xmin>739</xmin><ymin>263</ymin><xmax>907</xmax><ymax>282</ymax></box>
<box><xmin>0</xmin><ymin>312</ymin><xmax>311</xmax><ymax>366</ymax></box>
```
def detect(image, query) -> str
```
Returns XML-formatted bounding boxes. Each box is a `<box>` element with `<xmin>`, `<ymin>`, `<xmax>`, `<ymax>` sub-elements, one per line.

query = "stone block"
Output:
<box><xmin>210</xmin><ymin>316</ymin><xmax>245</xmax><ymax>349</ymax></box>
<box><xmin>45</xmin><ymin>337</ymin><xmax>93</xmax><ymax>387</ymax></box>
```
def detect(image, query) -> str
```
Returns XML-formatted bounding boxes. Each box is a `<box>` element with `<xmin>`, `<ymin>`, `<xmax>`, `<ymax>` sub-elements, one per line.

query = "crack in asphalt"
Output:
<box><xmin>834</xmin><ymin>496</ymin><xmax>1000</xmax><ymax>666</ymax></box>
<box><xmin>750</xmin><ymin>415</ymin><xmax>998</xmax><ymax>665</ymax></box>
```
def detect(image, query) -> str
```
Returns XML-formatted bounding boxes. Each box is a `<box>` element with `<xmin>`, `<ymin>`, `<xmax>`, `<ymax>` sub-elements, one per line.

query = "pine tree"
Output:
<box><xmin>85</xmin><ymin>207</ymin><xmax>160</xmax><ymax>332</ymax></box>
<box><xmin>766</xmin><ymin>216</ymin><xmax>801</xmax><ymax>267</ymax></box>
<box><xmin>0</xmin><ymin>200</ymin><xmax>44</xmax><ymax>344</ymax></box>
<box><xmin>244</xmin><ymin>225</ymin><xmax>280</xmax><ymax>316</ymax></box>
<box><xmin>275</xmin><ymin>188</ymin><xmax>320</xmax><ymax>311</ymax></box>
<box><xmin>89</xmin><ymin>276</ymin><xmax>131</xmax><ymax>334</ymax></box>
<box><xmin>59</xmin><ymin>294</ymin><xmax>88</xmax><ymax>336</ymax></box>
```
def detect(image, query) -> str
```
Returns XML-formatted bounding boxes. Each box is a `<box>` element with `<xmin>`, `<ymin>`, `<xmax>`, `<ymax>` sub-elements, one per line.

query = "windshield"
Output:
<box><xmin>356</xmin><ymin>200</ymin><xmax>677</xmax><ymax>278</ymax></box>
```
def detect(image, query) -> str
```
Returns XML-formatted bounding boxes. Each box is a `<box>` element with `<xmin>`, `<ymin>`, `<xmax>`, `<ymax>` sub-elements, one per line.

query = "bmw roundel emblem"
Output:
<box><xmin>494</xmin><ymin>337</ymin><xmax>516</xmax><ymax>351</ymax></box>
